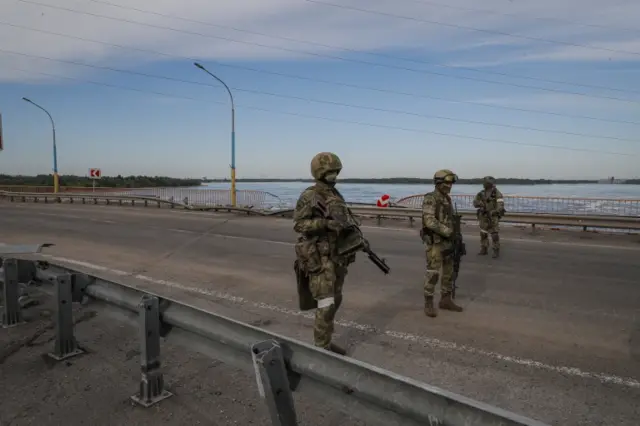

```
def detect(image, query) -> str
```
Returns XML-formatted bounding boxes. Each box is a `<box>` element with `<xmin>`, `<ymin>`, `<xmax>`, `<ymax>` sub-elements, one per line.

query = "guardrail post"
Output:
<box><xmin>131</xmin><ymin>295</ymin><xmax>172</xmax><ymax>407</ymax></box>
<box><xmin>48</xmin><ymin>274</ymin><xmax>84</xmax><ymax>361</ymax></box>
<box><xmin>2</xmin><ymin>259</ymin><xmax>25</xmax><ymax>328</ymax></box>
<box><xmin>251</xmin><ymin>339</ymin><xmax>298</xmax><ymax>426</ymax></box>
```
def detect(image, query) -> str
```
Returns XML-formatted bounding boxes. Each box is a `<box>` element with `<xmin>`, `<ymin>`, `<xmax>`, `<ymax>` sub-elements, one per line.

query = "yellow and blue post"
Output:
<box><xmin>194</xmin><ymin>62</ymin><xmax>237</xmax><ymax>207</ymax></box>
<box><xmin>23</xmin><ymin>97</ymin><xmax>59</xmax><ymax>193</ymax></box>
<box><xmin>231</xmin><ymin>106</ymin><xmax>236</xmax><ymax>207</ymax></box>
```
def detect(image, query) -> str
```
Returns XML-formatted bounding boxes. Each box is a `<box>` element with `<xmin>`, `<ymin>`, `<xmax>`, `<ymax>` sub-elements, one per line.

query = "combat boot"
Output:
<box><xmin>424</xmin><ymin>296</ymin><xmax>437</xmax><ymax>318</ymax></box>
<box><xmin>478</xmin><ymin>246</ymin><xmax>488</xmax><ymax>255</ymax></box>
<box><xmin>492</xmin><ymin>247</ymin><xmax>500</xmax><ymax>258</ymax></box>
<box><xmin>439</xmin><ymin>293</ymin><xmax>463</xmax><ymax>312</ymax></box>
<box><xmin>328</xmin><ymin>342</ymin><xmax>347</xmax><ymax>356</ymax></box>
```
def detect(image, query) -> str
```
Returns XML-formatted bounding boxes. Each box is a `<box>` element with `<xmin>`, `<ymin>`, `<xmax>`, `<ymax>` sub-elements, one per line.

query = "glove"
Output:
<box><xmin>440</xmin><ymin>227</ymin><xmax>453</xmax><ymax>239</ymax></box>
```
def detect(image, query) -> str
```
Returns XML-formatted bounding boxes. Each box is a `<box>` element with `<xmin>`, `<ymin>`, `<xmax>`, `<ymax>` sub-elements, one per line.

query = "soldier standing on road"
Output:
<box><xmin>292</xmin><ymin>152</ymin><xmax>357</xmax><ymax>355</ymax></box>
<box><xmin>420</xmin><ymin>169</ymin><xmax>464</xmax><ymax>318</ymax></box>
<box><xmin>473</xmin><ymin>176</ymin><xmax>506</xmax><ymax>258</ymax></box>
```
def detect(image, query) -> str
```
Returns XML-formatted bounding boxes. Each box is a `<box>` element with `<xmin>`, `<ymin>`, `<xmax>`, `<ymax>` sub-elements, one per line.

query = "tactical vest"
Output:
<box><xmin>421</xmin><ymin>191</ymin><xmax>453</xmax><ymax>245</ymax></box>
<box><xmin>296</xmin><ymin>185</ymin><xmax>360</xmax><ymax>270</ymax></box>
<box><xmin>481</xmin><ymin>188</ymin><xmax>499</xmax><ymax>210</ymax></box>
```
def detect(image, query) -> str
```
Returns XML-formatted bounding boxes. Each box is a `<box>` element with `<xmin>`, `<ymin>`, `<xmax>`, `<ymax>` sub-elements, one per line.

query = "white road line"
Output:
<box><xmin>38</xmin><ymin>254</ymin><xmax>640</xmax><ymax>390</ymax></box>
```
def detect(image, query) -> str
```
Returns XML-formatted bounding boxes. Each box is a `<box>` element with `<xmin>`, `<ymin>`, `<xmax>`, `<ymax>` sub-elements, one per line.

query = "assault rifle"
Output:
<box><xmin>451</xmin><ymin>203</ymin><xmax>466</xmax><ymax>299</ymax></box>
<box><xmin>315</xmin><ymin>199</ymin><xmax>390</xmax><ymax>275</ymax></box>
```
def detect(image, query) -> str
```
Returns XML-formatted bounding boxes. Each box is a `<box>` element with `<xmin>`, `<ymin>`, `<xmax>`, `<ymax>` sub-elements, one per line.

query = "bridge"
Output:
<box><xmin>1</xmin><ymin>198</ymin><xmax>639</xmax><ymax>425</ymax></box>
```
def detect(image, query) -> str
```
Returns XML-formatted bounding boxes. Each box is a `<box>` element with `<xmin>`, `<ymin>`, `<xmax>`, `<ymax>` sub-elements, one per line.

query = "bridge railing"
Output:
<box><xmin>2</xmin><ymin>186</ymin><xmax>639</xmax><ymax>216</ymax></box>
<box><xmin>0</xmin><ymin>186</ymin><xmax>285</xmax><ymax>209</ymax></box>
<box><xmin>0</xmin><ymin>255</ymin><xmax>548</xmax><ymax>426</ymax></box>
<box><xmin>2</xmin><ymin>191</ymin><xmax>639</xmax><ymax>232</ymax></box>
<box><xmin>395</xmin><ymin>194</ymin><xmax>640</xmax><ymax>217</ymax></box>
<box><xmin>105</xmin><ymin>187</ymin><xmax>286</xmax><ymax>209</ymax></box>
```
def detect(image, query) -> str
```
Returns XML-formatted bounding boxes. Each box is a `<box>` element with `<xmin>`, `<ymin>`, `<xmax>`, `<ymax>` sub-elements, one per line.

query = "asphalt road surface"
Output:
<box><xmin>1</xmin><ymin>202</ymin><xmax>639</xmax><ymax>426</ymax></box>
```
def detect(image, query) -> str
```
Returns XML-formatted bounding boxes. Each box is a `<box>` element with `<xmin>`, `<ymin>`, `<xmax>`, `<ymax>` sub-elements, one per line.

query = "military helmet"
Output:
<box><xmin>310</xmin><ymin>152</ymin><xmax>342</xmax><ymax>180</ymax></box>
<box><xmin>483</xmin><ymin>176</ymin><xmax>496</xmax><ymax>185</ymax></box>
<box><xmin>433</xmin><ymin>169</ymin><xmax>458</xmax><ymax>184</ymax></box>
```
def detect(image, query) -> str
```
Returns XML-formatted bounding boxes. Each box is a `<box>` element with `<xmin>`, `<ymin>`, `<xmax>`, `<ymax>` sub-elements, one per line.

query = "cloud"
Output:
<box><xmin>0</xmin><ymin>0</ymin><xmax>639</xmax><ymax>82</ymax></box>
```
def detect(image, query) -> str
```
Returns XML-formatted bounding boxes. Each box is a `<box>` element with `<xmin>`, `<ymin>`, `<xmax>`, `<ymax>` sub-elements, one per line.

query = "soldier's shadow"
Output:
<box><xmin>337</xmin><ymin>240</ymin><xmax>492</xmax><ymax>353</ymax></box>
<box><xmin>321</xmin><ymin>241</ymin><xmax>493</xmax><ymax>425</ymax></box>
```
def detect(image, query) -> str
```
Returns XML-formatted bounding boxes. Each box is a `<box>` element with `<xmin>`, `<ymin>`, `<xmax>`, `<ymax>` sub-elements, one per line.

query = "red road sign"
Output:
<box><xmin>89</xmin><ymin>168</ymin><xmax>102</xmax><ymax>178</ymax></box>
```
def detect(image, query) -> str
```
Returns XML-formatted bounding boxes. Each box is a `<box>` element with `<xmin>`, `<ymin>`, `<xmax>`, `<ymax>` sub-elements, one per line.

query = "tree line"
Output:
<box><xmin>3</xmin><ymin>174</ymin><xmax>637</xmax><ymax>187</ymax></box>
<box><xmin>204</xmin><ymin>177</ymin><xmax>604</xmax><ymax>185</ymax></box>
<box><xmin>0</xmin><ymin>174</ymin><xmax>202</xmax><ymax>188</ymax></box>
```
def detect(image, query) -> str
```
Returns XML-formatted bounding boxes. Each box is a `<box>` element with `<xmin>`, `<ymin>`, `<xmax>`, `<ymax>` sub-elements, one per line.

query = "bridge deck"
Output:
<box><xmin>1</xmin><ymin>203</ymin><xmax>639</xmax><ymax>425</ymax></box>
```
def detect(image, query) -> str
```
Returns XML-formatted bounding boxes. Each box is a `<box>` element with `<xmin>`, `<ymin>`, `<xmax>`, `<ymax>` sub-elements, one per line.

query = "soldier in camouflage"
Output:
<box><xmin>420</xmin><ymin>169</ymin><xmax>464</xmax><ymax>318</ymax></box>
<box><xmin>473</xmin><ymin>176</ymin><xmax>505</xmax><ymax>258</ymax></box>
<box><xmin>292</xmin><ymin>152</ymin><xmax>357</xmax><ymax>355</ymax></box>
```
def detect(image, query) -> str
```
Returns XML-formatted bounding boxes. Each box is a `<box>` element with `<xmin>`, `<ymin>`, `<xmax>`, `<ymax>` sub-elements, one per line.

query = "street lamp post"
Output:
<box><xmin>22</xmin><ymin>97</ymin><xmax>59</xmax><ymax>193</ymax></box>
<box><xmin>193</xmin><ymin>62</ymin><xmax>237</xmax><ymax>207</ymax></box>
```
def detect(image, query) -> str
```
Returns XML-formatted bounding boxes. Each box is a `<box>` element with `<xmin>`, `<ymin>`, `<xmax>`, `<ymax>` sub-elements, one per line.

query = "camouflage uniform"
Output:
<box><xmin>420</xmin><ymin>169</ymin><xmax>464</xmax><ymax>318</ymax></box>
<box><xmin>472</xmin><ymin>176</ymin><xmax>505</xmax><ymax>258</ymax></box>
<box><xmin>292</xmin><ymin>152</ymin><xmax>357</xmax><ymax>355</ymax></box>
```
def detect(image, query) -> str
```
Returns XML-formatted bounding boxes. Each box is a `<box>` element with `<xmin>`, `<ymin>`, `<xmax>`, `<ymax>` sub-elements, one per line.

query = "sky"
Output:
<box><xmin>0</xmin><ymin>0</ymin><xmax>639</xmax><ymax>180</ymax></box>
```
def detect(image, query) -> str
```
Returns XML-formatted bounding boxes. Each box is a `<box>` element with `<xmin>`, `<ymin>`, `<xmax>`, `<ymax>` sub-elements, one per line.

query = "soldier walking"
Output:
<box><xmin>473</xmin><ymin>176</ymin><xmax>506</xmax><ymax>258</ymax></box>
<box><xmin>420</xmin><ymin>169</ymin><xmax>464</xmax><ymax>318</ymax></box>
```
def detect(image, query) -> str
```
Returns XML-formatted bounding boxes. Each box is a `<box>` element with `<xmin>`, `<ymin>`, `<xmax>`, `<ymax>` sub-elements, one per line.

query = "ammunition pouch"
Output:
<box><xmin>294</xmin><ymin>238</ymin><xmax>322</xmax><ymax>274</ymax></box>
<box><xmin>420</xmin><ymin>228</ymin><xmax>434</xmax><ymax>245</ymax></box>
<box><xmin>294</xmin><ymin>259</ymin><xmax>317</xmax><ymax>311</ymax></box>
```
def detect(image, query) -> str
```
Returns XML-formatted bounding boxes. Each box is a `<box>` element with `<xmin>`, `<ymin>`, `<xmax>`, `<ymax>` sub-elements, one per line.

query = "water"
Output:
<box><xmin>198</xmin><ymin>182</ymin><xmax>640</xmax><ymax>206</ymax></box>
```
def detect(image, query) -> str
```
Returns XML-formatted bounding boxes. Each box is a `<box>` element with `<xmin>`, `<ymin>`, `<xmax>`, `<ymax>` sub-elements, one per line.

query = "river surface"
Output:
<box><xmin>124</xmin><ymin>182</ymin><xmax>640</xmax><ymax>215</ymax></box>
<box><xmin>199</xmin><ymin>182</ymin><xmax>640</xmax><ymax>205</ymax></box>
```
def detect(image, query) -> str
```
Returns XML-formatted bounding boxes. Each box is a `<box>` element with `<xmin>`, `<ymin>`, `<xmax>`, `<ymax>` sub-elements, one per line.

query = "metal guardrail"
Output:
<box><xmin>2</xmin><ymin>191</ymin><xmax>640</xmax><ymax>232</ymax></box>
<box><xmin>0</xmin><ymin>255</ymin><xmax>548</xmax><ymax>426</ymax></box>
<box><xmin>346</xmin><ymin>206</ymin><xmax>640</xmax><ymax>231</ymax></box>
<box><xmin>0</xmin><ymin>186</ymin><xmax>285</xmax><ymax>209</ymax></box>
<box><xmin>0</xmin><ymin>191</ymin><xmax>292</xmax><ymax>216</ymax></box>
<box><xmin>4</xmin><ymin>185</ymin><xmax>640</xmax><ymax>215</ymax></box>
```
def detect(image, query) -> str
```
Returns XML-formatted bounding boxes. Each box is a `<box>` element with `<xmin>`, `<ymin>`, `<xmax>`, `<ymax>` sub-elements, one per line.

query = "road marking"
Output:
<box><xmin>8</xmin><ymin>210</ymin><xmax>117</xmax><ymax>225</ymax></box>
<box><xmin>38</xmin><ymin>254</ymin><xmax>640</xmax><ymax>390</ymax></box>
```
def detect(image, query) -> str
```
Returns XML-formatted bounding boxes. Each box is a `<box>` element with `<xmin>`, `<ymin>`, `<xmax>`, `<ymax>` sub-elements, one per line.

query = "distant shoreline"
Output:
<box><xmin>1</xmin><ymin>174</ymin><xmax>637</xmax><ymax>187</ymax></box>
<box><xmin>203</xmin><ymin>178</ymin><xmax>639</xmax><ymax>185</ymax></box>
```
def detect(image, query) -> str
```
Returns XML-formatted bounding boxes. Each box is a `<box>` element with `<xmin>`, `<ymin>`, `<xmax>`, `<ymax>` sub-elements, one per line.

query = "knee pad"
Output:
<box><xmin>491</xmin><ymin>233</ymin><xmax>499</xmax><ymax>243</ymax></box>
